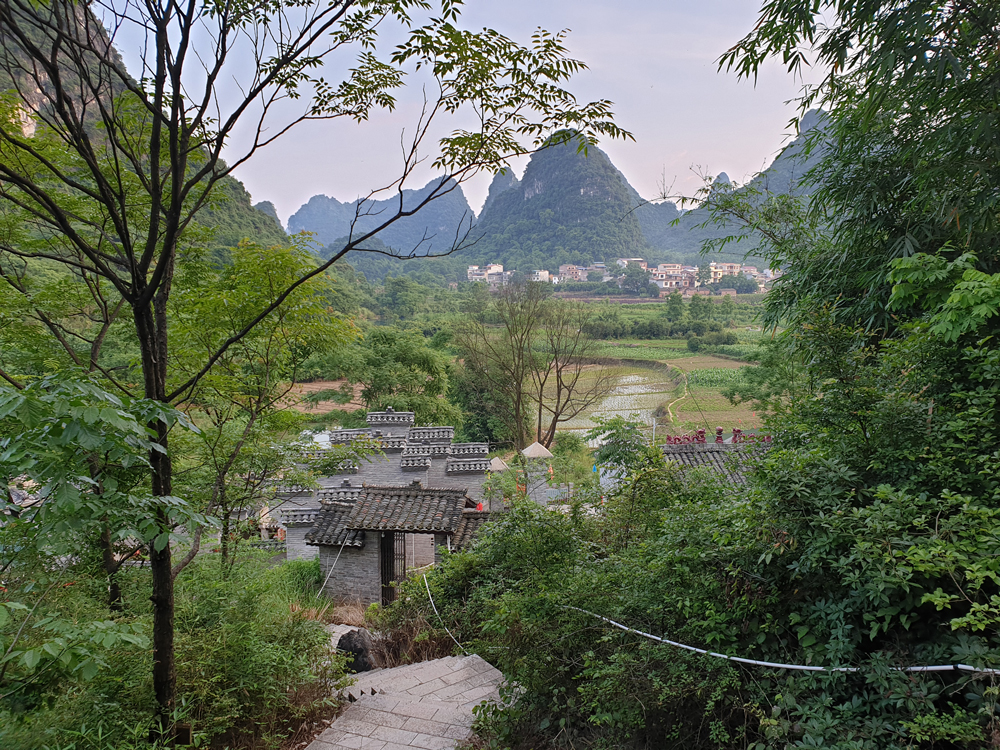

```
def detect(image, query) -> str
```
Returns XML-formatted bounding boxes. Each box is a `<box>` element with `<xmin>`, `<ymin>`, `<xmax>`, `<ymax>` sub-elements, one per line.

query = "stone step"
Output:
<box><xmin>343</xmin><ymin>656</ymin><xmax>463</xmax><ymax>700</ymax></box>
<box><xmin>344</xmin><ymin>655</ymin><xmax>500</xmax><ymax>707</ymax></box>
<box><xmin>312</xmin><ymin>655</ymin><xmax>504</xmax><ymax>750</ymax></box>
<box><xmin>314</xmin><ymin>693</ymin><xmax>477</xmax><ymax>749</ymax></box>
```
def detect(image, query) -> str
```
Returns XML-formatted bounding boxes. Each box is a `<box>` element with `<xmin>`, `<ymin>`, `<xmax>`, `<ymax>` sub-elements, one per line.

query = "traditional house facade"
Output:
<box><xmin>306</xmin><ymin>482</ymin><xmax>489</xmax><ymax>605</ymax></box>
<box><xmin>271</xmin><ymin>409</ymin><xmax>498</xmax><ymax>604</ymax></box>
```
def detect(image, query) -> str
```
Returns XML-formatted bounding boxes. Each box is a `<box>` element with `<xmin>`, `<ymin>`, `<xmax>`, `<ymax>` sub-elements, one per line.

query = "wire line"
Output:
<box><xmin>563</xmin><ymin>605</ymin><xmax>1000</xmax><ymax>675</ymax></box>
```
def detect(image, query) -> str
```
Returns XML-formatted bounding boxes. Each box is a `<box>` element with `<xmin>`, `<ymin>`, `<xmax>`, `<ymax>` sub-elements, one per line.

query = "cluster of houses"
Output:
<box><xmin>264</xmin><ymin>407</ymin><xmax>763</xmax><ymax>607</ymax></box>
<box><xmin>466</xmin><ymin>259</ymin><xmax>779</xmax><ymax>294</ymax></box>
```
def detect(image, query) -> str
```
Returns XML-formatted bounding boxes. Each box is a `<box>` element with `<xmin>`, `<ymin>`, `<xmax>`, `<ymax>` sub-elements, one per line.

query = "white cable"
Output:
<box><xmin>563</xmin><ymin>606</ymin><xmax>1000</xmax><ymax>675</ymax></box>
<box><xmin>424</xmin><ymin>574</ymin><xmax>469</xmax><ymax>655</ymax></box>
<box><xmin>316</xmin><ymin>535</ymin><xmax>349</xmax><ymax>599</ymax></box>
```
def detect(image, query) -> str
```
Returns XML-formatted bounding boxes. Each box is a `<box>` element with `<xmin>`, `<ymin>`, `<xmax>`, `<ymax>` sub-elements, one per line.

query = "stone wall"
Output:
<box><xmin>286</xmin><ymin>526</ymin><xmax>317</xmax><ymax>561</ymax></box>
<box><xmin>320</xmin><ymin>537</ymin><xmax>382</xmax><ymax>604</ymax></box>
<box><xmin>405</xmin><ymin>533</ymin><xmax>436</xmax><ymax>568</ymax></box>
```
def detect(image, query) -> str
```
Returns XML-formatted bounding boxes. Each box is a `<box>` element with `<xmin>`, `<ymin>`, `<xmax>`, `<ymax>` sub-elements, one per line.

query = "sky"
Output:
<box><xmin>224</xmin><ymin>0</ymin><xmax>823</xmax><ymax>226</ymax></box>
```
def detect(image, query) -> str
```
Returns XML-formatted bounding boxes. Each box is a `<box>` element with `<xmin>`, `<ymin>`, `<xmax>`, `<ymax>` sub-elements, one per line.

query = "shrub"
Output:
<box><xmin>0</xmin><ymin>552</ymin><xmax>347</xmax><ymax>750</ymax></box>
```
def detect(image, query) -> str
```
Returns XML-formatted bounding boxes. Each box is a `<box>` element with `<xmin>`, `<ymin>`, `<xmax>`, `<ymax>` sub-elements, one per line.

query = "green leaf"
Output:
<box><xmin>79</xmin><ymin>659</ymin><xmax>99</xmax><ymax>681</ymax></box>
<box><xmin>21</xmin><ymin>648</ymin><xmax>41</xmax><ymax>670</ymax></box>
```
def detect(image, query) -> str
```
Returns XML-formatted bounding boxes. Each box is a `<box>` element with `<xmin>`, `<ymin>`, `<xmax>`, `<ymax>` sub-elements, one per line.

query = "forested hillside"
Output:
<box><xmin>468</xmin><ymin>136</ymin><xmax>649</xmax><ymax>269</ymax></box>
<box><xmin>200</xmin><ymin>177</ymin><xmax>289</xmax><ymax>254</ymax></box>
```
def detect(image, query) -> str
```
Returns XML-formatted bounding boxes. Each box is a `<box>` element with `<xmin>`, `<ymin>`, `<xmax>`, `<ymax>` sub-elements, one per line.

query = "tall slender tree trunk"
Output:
<box><xmin>133</xmin><ymin>280</ymin><xmax>176</xmax><ymax>734</ymax></box>
<box><xmin>220</xmin><ymin>513</ymin><xmax>231</xmax><ymax>568</ymax></box>
<box><xmin>99</xmin><ymin>525</ymin><xmax>123</xmax><ymax>611</ymax></box>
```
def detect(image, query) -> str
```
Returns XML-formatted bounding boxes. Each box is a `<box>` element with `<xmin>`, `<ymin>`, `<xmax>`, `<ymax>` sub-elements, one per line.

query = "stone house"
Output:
<box><xmin>273</xmin><ymin>408</ymin><xmax>497</xmax><ymax>562</ymax></box>
<box><xmin>305</xmin><ymin>481</ymin><xmax>491</xmax><ymax>604</ymax></box>
<box><xmin>270</xmin><ymin>408</ymin><xmax>498</xmax><ymax>603</ymax></box>
<box><xmin>661</xmin><ymin>428</ymin><xmax>772</xmax><ymax>485</ymax></box>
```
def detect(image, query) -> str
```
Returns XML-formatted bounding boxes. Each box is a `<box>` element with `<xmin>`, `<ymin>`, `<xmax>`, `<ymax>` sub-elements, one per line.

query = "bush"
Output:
<box><xmin>0</xmin><ymin>552</ymin><xmax>347</xmax><ymax>750</ymax></box>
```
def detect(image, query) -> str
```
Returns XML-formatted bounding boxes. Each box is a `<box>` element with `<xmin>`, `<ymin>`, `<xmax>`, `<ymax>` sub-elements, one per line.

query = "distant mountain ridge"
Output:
<box><xmin>284</xmin><ymin>113</ymin><xmax>826</xmax><ymax>281</ymax></box>
<box><xmin>287</xmin><ymin>178</ymin><xmax>475</xmax><ymax>256</ymax></box>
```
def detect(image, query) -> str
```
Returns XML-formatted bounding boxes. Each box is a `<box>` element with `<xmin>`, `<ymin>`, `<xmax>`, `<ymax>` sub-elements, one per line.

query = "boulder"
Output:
<box><xmin>337</xmin><ymin>628</ymin><xmax>374</xmax><ymax>673</ymax></box>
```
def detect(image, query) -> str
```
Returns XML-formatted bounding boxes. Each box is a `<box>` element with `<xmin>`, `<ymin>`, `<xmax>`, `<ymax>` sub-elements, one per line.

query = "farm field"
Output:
<box><xmin>555</xmin><ymin>353</ymin><xmax>762</xmax><ymax>439</ymax></box>
<box><xmin>588</xmin><ymin>338</ymin><xmax>696</xmax><ymax>361</ymax></box>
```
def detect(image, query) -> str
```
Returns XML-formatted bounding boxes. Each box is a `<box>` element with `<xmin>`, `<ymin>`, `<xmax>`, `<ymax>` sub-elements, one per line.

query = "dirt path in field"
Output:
<box><xmin>663</xmin><ymin>366</ymin><xmax>689</xmax><ymax>425</ymax></box>
<box><xmin>660</xmin><ymin>355</ymin><xmax>741</xmax><ymax>426</ymax></box>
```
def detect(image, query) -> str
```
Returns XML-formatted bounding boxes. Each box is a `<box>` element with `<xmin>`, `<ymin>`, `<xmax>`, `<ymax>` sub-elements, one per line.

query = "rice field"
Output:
<box><xmin>588</xmin><ymin>339</ymin><xmax>695</xmax><ymax>361</ymax></box>
<box><xmin>686</xmin><ymin>367</ymin><xmax>754</xmax><ymax>388</ymax></box>
<box><xmin>557</xmin><ymin>367</ymin><xmax>680</xmax><ymax>436</ymax></box>
<box><xmin>549</xmin><ymin>356</ymin><xmax>763</xmax><ymax>442</ymax></box>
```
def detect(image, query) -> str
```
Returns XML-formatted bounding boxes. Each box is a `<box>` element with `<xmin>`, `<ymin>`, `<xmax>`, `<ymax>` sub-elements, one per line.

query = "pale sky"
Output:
<box><xmin>225</xmin><ymin>0</ymin><xmax>822</xmax><ymax>225</ymax></box>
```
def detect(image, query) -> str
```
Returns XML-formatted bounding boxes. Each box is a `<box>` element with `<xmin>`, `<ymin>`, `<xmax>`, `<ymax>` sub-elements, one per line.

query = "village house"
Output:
<box><xmin>616</xmin><ymin>257</ymin><xmax>647</xmax><ymax>270</ymax></box>
<box><xmin>306</xmin><ymin>481</ymin><xmax>490</xmax><ymax>605</ymax></box>
<box><xmin>271</xmin><ymin>409</ymin><xmax>501</xmax><ymax>605</ymax></box>
<box><xmin>558</xmin><ymin>264</ymin><xmax>588</xmax><ymax>282</ymax></box>
<box><xmin>467</xmin><ymin>263</ymin><xmax>511</xmax><ymax>288</ymax></box>
<box><xmin>660</xmin><ymin>428</ymin><xmax>772</xmax><ymax>485</ymax></box>
<box><xmin>708</xmin><ymin>261</ymin><xmax>742</xmax><ymax>284</ymax></box>
<box><xmin>651</xmin><ymin>262</ymin><xmax>697</xmax><ymax>291</ymax></box>
<box><xmin>530</xmin><ymin>270</ymin><xmax>550</xmax><ymax>282</ymax></box>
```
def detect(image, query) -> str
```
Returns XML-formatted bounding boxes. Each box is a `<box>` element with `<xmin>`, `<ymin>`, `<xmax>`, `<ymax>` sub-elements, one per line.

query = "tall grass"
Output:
<box><xmin>1</xmin><ymin>552</ymin><xmax>348</xmax><ymax>750</ymax></box>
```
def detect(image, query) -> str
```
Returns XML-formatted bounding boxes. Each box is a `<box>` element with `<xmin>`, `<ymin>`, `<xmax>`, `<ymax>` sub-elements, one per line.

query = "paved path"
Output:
<box><xmin>307</xmin><ymin>655</ymin><xmax>503</xmax><ymax>750</ymax></box>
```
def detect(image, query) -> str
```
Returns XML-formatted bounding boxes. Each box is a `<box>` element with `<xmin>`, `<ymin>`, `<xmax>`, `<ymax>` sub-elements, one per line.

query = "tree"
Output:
<box><xmin>380</xmin><ymin>276</ymin><xmax>426</xmax><ymax>321</ymax></box>
<box><xmin>457</xmin><ymin>281</ymin><xmax>548</xmax><ymax>449</ymax></box>
<box><xmin>696</xmin><ymin>265</ymin><xmax>712</xmax><ymax>287</ymax></box>
<box><xmin>170</xmin><ymin>241</ymin><xmax>349</xmax><ymax>567</ymax></box>
<box><xmin>529</xmin><ymin>300</ymin><xmax>616</xmax><ymax>447</ymax></box>
<box><xmin>688</xmin><ymin>294</ymin><xmax>710</xmax><ymax>321</ymax></box>
<box><xmin>0</xmin><ymin>0</ymin><xmax>628</xmax><ymax>729</ymax></box>
<box><xmin>721</xmin><ymin>1</ymin><xmax>1000</xmax><ymax>335</ymax></box>
<box><xmin>459</xmin><ymin>281</ymin><xmax>614</xmax><ymax>449</ymax></box>
<box><xmin>664</xmin><ymin>292</ymin><xmax>685</xmax><ymax>322</ymax></box>
<box><xmin>718</xmin><ymin>295</ymin><xmax>737</xmax><ymax>322</ymax></box>
<box><xmin>620</xmin><ymin>263</ymin><xmax>651</xmax><ymax>295</ymax></box>
<box><xmin>0</xmin><ymin>377</ymin><xmax>192</xmax><ymax>704</ymax></box>
<box><xmin>346</xmin><ymin>327</ymin><xmax>461</xmax><ymax>426</ymax></box>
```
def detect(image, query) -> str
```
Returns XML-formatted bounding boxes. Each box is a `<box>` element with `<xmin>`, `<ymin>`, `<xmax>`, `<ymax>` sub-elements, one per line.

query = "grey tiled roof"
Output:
<box><xmin>401</xmin><ymin>456</ymin><xmax>431</xmax><ymax>471</ymax></box>
<box><xmin>306</xmin><ymin>501</ymin><xmax>367</xmax><ymax>547</ymax></box>
<box><xmin>661</xmin><ymin>443</ymin><xmax>746</xmax><ymax>483</ymax></box>
<box><xmin>327</xmin><ymin>428</ymin><xmax>374</xmax><ymax>444</ymax></box>
<box><xmin>316</xmin><ymin>486</ymin><xmax>362</xmax><ymax>504</ymax></box>
<box><xmin>380</xmin><ymin>437</ymin><xmax>407</xmax><ymax>452</ymax></box>
<box><xmin>367</xmin><ymin>409</ymin><xmax>415</xmax><ymax>431</ymax></box>
<box><xmin>345</xmin><ymin>483</ymin><xmax>472</xmax><ymax>533</ymax></box>
<box><xmin>313</xmin><ymin>411</ymin><xmax>499</xmax><ymax>504</ymax></box>
<box><xmin>408</xmin><ymin>427</ymin><xmax>454</xmax><ymax>444</ymax></box>
<box><xmin>403</xmin><ymin>444</ymin><xmax>450</xmax><ymax>457</ymax></box>
<box><xmin>446</xmin><ymin>459</ymin><xmax>492</xmax><ymax>474</ymax></box>
<box><xmin>450</xmin><ymin>443</ymin><xmax>489</xmax><ymax>457</ymax></box>
<box><xmin>453</xmin><ymin>510</ymin><xmax>492</xmax><ymax>550</ymax></box>
<box><xmin>283</xmin><ymin>507</ymin><xmax>321</xmax><ymax>527</ymax></box>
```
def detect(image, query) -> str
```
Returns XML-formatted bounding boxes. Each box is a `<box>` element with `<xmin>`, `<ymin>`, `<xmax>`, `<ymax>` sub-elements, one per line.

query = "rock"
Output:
<box><xmin>337</xmin><ymin>628</ymin><xmax>374</xmax><ymax>673</ymax></box>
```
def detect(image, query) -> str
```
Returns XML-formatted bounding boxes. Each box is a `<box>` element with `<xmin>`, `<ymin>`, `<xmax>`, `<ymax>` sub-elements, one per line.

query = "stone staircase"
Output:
<box><xmin>308</xmin><ymin>655</ymin><xmax>503</xmax><ymax>750</ymax></box>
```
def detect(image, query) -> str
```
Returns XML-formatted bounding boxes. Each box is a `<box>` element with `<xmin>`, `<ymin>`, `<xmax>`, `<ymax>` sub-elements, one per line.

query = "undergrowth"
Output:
<box><xmin>0</xmin><ymin>552</ymin><xmax>347</xmax><ymax>750</ymax></box>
